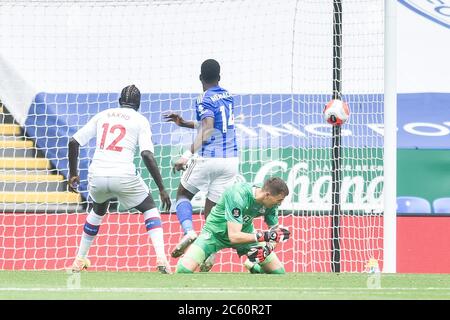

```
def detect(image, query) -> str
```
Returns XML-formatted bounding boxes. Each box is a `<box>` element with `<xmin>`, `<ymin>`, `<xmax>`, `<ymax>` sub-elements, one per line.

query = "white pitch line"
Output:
<box><xmin>1</xmin><ymin>287</ymin><xmax>450</xmax><ymax>293</ymax></box>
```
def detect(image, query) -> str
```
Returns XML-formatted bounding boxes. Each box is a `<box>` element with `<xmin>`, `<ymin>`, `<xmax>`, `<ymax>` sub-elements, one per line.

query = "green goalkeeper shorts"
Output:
<box><xmin>189</xmin><ymin>230</ymin><xmax>260</xmax><ymax>262</ymax></box>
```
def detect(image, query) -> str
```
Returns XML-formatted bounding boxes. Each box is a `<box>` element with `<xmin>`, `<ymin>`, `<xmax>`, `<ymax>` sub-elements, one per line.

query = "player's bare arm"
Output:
<box><xmin>172</xmin><ymin>117</ymin><xmax>214</xmax><ymax>173</ymax></box>
<box><xmin>141</xmin><ymin>150</ymin><xmax>172</xmax><ymax>211</ymax></box>
<box><xmin>163</xmin><ymin>112</ymin><xmax>198</xmax><ymax>129</ymax></box>
<box><xmin>68</xmin><ymin>137</ymin><xmax>81</xmax><ymax>193</ymax></box>
<box><xmin>189</xmin><ymin>116</ymin><xmax>215</xmax><ymax>155</ymax></box>
<box><xmin>227</xmin><ymin>221</ymin><xmax>259</xmax><ymax>244</ymax></box>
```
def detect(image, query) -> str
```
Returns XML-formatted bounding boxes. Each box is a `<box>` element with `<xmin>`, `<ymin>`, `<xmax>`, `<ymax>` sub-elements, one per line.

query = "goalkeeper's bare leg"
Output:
<box><xmin>176</xmin><ymin>239</ymin><xmax>217</xmax><ymax>273</ymax></box>
<box><xmin>175</xmin><ymin>246</ymin><xmax>203</xmax><ymax>273</ymax></box>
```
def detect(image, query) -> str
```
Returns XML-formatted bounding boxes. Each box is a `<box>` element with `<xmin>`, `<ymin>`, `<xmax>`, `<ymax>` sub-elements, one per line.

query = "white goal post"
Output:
<box><xmin>383</xmin><ymin>0</ymin><xmax>397</xmax><ymax>274</ymax></box>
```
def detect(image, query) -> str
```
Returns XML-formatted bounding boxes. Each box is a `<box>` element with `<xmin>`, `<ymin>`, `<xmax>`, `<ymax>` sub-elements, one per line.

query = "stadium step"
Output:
<box><xmin>0</xmin><ymin>169</ymin><xmax>60</xmax><ymax>175</ymax></box>
<box><xmin>0</xmin><ymin>124</ymin><xmax>21</xmax><ymax>135</ymax></box>
<box><xmin>0</xmin><ymin>191</ymin><xmax>81</xmax><ymax>203</ymax></box>
<box><xmin>0</xmin><ymin>103</ymin><xmax>18</xmax><ymax>125</ymax></box>
<box><xmin>0</xmin><ymin>103</ymin><xmax>84</xmax><ymax>212</ymax></box>
<box><xmin>0</xmin><ymin>140</ymin><xmax>34</xmax><ymax>148</ymax></box>
<box><xmin>0</xmin><ymin>148</ymin><xmax>36</xmax><ymax>157</ymax></box>
<box><xmin>0</xmin><ymin>181</ymin><xmax>66</xmax><ymax>192</ymax></box>
<box><xmin>0</xmin><ymin>173</ymin><xmax>66</xmax><ymax>192</ymax></box>
<box><xmin>0</xmin><ymin>157</ymin><xmax>50</xmax><ymax>169</ymax></box>
<box><xmin>0</xmin><ymin>173</ymin><xmax>64</xmax><ymax>182</ymax></box>
<box><xmin>0</xmin><ymin>112</ymin><xmax>15</xmax><ymax>124</ymax></box>
<box><xmin>0</xmin><ymin>135</ymin><xmax>25</xmax><ymax>141</ymax></box>
<box><xmin>0</xmin><ymin>140</ymin><xmax>36</xmax><ymax>157</ymax></box>
<box><xmin>0</xmin><ymin>202</ymin><xmax>84</xmax><ymax>213</ymax></box>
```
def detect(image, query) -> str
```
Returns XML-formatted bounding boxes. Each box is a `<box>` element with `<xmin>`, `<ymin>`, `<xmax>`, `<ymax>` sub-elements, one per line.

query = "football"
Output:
<box><xmin>323</xmin><ymin>99</ymin><xmax>350</xmax><ymax>126</ymax></box>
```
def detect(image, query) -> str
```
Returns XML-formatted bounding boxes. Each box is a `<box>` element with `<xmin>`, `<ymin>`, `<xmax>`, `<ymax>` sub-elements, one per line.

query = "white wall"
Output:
<box><xmin>397</xmin><ymin>1</ymin><xmax>450</xmax><ymax>93</ymax></box>
<box><xmin>9</xmin><ymin>1</ymin><xmax>450</xmax><ymax>125</ymax></box>
<box><xmin>0</xmin><ymin>0</ymin><xmax>386</xmax><ymax>125</ymax></box>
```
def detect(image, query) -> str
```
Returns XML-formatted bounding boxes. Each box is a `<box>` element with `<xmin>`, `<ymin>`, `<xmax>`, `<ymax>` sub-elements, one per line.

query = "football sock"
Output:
<box><xmin>77</xmin><ymin>210</ymin><xmax>105</xmax><ymax>258</ymax></box>
<box><xmin>144</xmin><ymin>207</ymin><xmax>165</xmax><ymax>258</ymax></box>
<box><xmin>176</xmin><ymin>198</ymin><xmax>193</xmax><ymax>234</ymax></box>
<box><xmin>266</xmin><ymin>267</ymin><xmax>286</xmax><ymax>274</ymax></box>
<box><xmin>176</xmin><ymin>260</ymin><xmax>194</xmax><ymax>273</ymax></box>
<box><xmin>249</xmin><ymin>263</ymin><xmax>263</xmax><ymax>274</ymax></box>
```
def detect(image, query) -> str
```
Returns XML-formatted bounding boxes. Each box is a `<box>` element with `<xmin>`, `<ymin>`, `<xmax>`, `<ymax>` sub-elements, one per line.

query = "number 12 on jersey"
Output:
<box><xmin>99</xmin><ymin>123</ymin><xmax>126</xmax><ymax>152</ymax></box>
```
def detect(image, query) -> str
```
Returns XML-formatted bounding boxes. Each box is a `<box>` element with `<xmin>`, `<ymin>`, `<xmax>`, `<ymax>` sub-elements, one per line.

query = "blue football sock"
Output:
<box><xmin>176</xmin><ymin>198</ymin><xmax>193</xmax><ymax>234</ymax></box>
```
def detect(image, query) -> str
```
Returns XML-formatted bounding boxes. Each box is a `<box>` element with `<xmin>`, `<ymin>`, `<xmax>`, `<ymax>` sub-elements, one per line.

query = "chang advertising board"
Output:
<box><xmin>26</xmin><ymin>92</ymin><xmax>450</xmax><ymax>212</ymax></box>
<box><xmin>128</xmin><ymin>93</ymin><xmax>386</xmax><ymax>213</ymax></box>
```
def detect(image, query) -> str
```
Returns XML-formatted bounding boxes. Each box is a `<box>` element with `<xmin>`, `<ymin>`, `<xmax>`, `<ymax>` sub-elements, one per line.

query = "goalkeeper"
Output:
<box><xmin>176</xmin><ymin>176</ymin><xmax>290</xmax><ymax>274</ymax></box>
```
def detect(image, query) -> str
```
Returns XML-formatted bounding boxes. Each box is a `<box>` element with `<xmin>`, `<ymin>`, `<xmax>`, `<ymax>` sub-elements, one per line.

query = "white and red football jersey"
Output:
<box><xmin>73</xmin><ymin>107</ymin><xmax>154</xmax><ymax>176</ymax></box>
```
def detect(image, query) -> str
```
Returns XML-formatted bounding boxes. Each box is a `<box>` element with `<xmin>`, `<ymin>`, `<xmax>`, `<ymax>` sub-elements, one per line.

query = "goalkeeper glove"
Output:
<box><xmin>247</xmin><ymin>243</ymin><xmax>274</xmax><ymax>264</ymax></box>
<box><xmin>255</xmin><ymin>227</ymin><xmax>291</xmax><ymax>243</ymax></box>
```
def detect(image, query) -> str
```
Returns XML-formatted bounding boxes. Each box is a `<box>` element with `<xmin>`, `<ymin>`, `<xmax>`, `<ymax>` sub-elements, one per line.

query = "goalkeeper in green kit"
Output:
<box><xmin>176</xmin><ymin>177</ymin><xmax>291</xmax><ymax>274</ymax></box>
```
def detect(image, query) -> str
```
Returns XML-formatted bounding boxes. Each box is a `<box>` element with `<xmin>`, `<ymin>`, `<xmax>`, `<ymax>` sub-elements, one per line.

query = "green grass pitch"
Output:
<box><xmin>1</xmin><ymin>271</ymin><xmax>450</xmax><ymax>300</ymax></box>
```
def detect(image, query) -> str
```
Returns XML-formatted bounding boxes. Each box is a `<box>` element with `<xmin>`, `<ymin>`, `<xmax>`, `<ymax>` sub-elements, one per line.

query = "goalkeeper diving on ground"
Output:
<box><xmin>176</xmin><ymin>177</ymin><xmax>291</xmax><ymax>274</ymax></box>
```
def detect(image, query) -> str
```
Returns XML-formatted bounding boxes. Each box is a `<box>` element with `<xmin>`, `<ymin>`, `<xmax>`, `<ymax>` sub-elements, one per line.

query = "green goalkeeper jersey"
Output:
<box><xmin>203</xmin><ymin>182</ymin><xmax>279</xmax><ymax>247</ymax></box>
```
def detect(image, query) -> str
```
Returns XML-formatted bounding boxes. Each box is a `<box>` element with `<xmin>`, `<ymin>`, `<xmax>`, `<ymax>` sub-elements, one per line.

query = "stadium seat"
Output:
<box><xmin>432</xmin><ymin>198</ymin><xmax>450</xmax><ymax>214</ymax></box>
<box><xmin>396</xmin><ymin>196</ymin><xmax>431</xmax><ymax>214</ymax></box>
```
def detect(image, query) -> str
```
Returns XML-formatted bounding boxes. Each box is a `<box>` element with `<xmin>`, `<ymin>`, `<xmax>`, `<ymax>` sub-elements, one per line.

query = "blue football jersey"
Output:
<box><xmin>195</xmin><ymin>86</ymin><xmax>238</xmax><ymax>158</ymax></box>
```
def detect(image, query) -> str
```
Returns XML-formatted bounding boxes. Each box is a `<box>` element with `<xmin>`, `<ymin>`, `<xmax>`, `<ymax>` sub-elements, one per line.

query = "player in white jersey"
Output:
<box><xmin>68</xmin><ymin>84</ymin><xmax>172</xmax><ymax>273</ymax></box>
<box><xmin>164</xmin><ymin>59</ymin><xmax>239</xmax><ymax>272</ymax></box>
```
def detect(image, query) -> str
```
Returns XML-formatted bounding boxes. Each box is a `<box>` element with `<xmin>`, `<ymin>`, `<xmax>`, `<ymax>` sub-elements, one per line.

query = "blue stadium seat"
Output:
<box><xmin>432</xmin><ymin>197</ymin><xmax>450</xmax><ymax>214</ymax></box>
<box><xmin>396</xmin><ymin>196</ymin><xmax>431</xmax><ymax>214</ymax></box>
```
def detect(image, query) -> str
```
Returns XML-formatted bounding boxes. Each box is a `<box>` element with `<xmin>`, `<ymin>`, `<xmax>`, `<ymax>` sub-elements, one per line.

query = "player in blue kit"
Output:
<box><xmin>164</xmin><ymin>59</ymin><xmax>239</xmax><ymax>272</ymax></box>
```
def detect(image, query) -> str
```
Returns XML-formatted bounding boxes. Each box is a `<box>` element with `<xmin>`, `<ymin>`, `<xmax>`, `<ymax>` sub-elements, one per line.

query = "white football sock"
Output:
<box><xmin>144</xmin><ymin>208</ymin><xmax>166</xmax><ymax>258</ymax></box>
<box><xmin>76</xmin><ymin>210</ymin><xmax>105</xmax><ymax>258</ymax></box>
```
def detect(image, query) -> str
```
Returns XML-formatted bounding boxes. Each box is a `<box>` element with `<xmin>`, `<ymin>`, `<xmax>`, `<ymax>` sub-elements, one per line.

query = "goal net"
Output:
<box><xmin>0</xmin><ymin>0</ymin><xmax>384</xmax><ymax>272</ymax></box>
